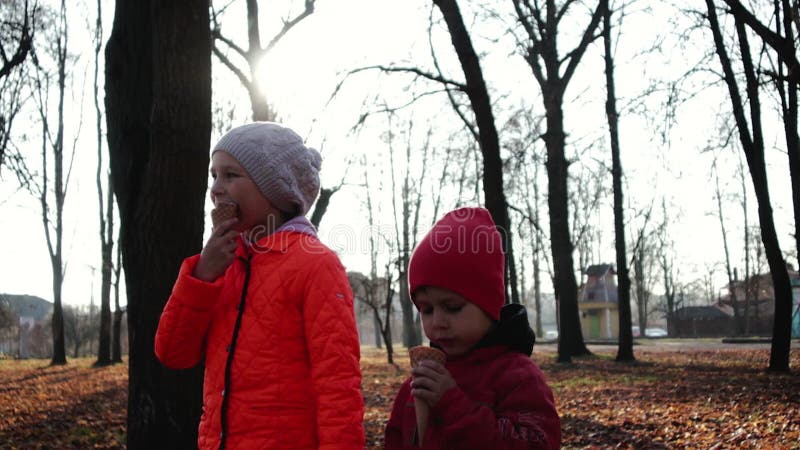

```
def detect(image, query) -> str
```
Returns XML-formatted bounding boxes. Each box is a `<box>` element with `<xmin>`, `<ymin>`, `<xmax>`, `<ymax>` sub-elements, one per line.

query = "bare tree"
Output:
<box><xmin>92</xmin><ymin>0</ymin><xmax>114</xmax><ymax>367</ymax></box>
<box><xmin>63</xmin><ymin>303</ymin><xmax>99</xmax><ymax>358</ymax></box>
<box><xmin>432</xmin><ymin>0</ymin><xmax>520</xmax><ymax>305</ymax></box>
<box><xmin>359</xmin><ymin>154</ymin><xmax>398</xmax><ymax>364</ymax></box>
<box><xmin>30</xmin><ymin>0</ymin><xmax>73</xmax><ymax>366</ymax></box>
<box><xmin>387</xmin><ymin>117</ymin><xmax>430</xmax><ymax>347</ymax></box>
<box><xmin>211</xmin><ymin>0</ymin><xmax>315</xmax><ymax>121</ymax></box>
<box><xmin>105</xmin><ymin>0</ymin><xmax>212</xmax><ymax>445</ymax></box>
<box><xmin>0</xmin><ymin>0</ymin><xmax>35</xmax><ymax>173</ymax></box>
<box><xmin>737</xmin><ymin>155</ymin><xmax>753</xmax><ymax>334</ymax></box>
<box><xmin>720</xmin><ymin>0</ymin><xmax>800</xmax><ymax>87</ymax></box>
<box><xmin>210</xmin><ymin>1</ymin><xmax>345</xmax><ymax>227</ymax></box>
<box><xmin>511</xmin><ymin>0</ymin><xmax>605</xmax><ymax>361</ymax></box>
<box><xmin>600</xmin><ymin>0</ymin><xmax>635</xmax><ymax>361</ymax></box>
<box><xmin>766</xmin><ymin>0</ymin><xmax>800</xmax><ymax>268</ymax></box>
<box><xmin>629</xmin><ymin>204</ymin><xmax>655</xmax><ymax>331</ymax></box>
<box><xmin>712</xmin><ymin>158</ymin><xmax>744</xmax><ymax>334</ymax></box>
<box><xmin>705</xmin><ymin>0</ymin><xmax>794</xmax><ymax>372</ymax></box>
<box><xmin>658</xmin><ymin>198</ymin><xmax>679</xmax><ymax>332</ymax></box>
<box><xmin>503</xmin><ymin>106</ymin><xmax>549</xmax><ymax>338</ymax></box>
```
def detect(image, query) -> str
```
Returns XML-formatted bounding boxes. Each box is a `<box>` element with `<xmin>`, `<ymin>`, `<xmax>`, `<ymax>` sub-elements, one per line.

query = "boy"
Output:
<box><xmin>155</xmin><ymin>122</ymin><xmax>364</xmax><ymax>449</ymax></box>
<box><xmin>384</xmin><ymin>207</ymin><xmax>561</xmax><ymax>449</ymax></box>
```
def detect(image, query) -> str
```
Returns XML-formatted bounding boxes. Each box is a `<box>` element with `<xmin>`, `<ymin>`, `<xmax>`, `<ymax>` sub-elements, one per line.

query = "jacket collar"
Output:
<box><xmin>235</xmin><ymin>216</ymin><xmax>317</xmax><ymax>256</ymax></box>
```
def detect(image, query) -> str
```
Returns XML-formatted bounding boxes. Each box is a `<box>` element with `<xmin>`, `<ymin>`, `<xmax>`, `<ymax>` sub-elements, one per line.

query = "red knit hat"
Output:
<box><xmin>408</xmin><ymin>207</ymin><xmax>505</xmax><ymax>320</ymax></box>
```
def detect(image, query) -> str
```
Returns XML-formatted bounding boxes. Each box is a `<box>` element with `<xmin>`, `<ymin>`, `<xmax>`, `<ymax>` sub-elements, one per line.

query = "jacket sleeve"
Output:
<box><xmin>384</xmin><ymin>378</ymin><xmax>412</xmax><ymax>450</ymax></box>
<box><xmin>154</xmin><ymin>254</ymin><xmax>224</xmax><ymax>369</ymax></box>
<box><xmin>431</xmin><ymin>361</ymin><xmax>561</xmax><ymax>450</ymax></box>
<box><xmin>301</xmin><ymin>251</ymin><xmax>365</xmax><ymax>450</ymax></box>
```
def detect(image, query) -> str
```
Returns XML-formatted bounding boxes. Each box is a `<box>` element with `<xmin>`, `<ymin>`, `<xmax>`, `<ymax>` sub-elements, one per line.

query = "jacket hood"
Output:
<box><xmin>474</xmin><ymin>303</ymin><xmax>536</xmax><ymax>356</ymax></box>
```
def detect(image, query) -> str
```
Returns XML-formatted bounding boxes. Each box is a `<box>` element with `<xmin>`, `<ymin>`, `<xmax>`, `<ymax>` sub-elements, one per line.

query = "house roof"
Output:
<box><xmin>585</xmin><ymin>264</ymin><xmax>615</xmax><ymax>276</ymax></box>
<box><xmin>671</xmin><ymin>305</ymin><xmax>731</xmax><ymax>320</ymax></box>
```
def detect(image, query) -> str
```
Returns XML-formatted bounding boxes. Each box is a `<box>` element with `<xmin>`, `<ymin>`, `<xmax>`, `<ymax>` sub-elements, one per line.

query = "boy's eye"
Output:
<box><xmin>419</xmin><ymin>306</ymin><xmax>433</xmax><ymax>315</ymax></box>
<box><xmin>445</xmin><ymin>304</ymin><xmax>463</xmax><ymax>313</ymax></box>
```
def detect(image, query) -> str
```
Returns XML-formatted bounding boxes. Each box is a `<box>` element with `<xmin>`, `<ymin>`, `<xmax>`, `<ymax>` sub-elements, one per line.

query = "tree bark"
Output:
<box><xmin>105</xmin><ymin>0</ymin><xmax>211</xmax><ymax>446</ymax></box>
<box><xmin>433</xmin><ymin>0</ymin><xmax>519</xmax><ymax>306</ymax></box>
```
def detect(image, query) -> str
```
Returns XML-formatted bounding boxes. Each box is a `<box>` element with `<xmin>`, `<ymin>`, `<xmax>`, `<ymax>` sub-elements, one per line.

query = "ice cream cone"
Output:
<box><xmin>211</xmin><ymin>201</ymin><xmax>238</xmax><ymax>229</ymax></box>
<box><xmin>409</xmin><ymin>346</ymin><xmax>446</xmax><ymax>445</ymax></box>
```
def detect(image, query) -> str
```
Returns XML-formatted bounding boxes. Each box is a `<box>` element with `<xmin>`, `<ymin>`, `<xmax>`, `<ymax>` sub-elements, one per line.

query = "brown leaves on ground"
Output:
<box><xmin>0</xmin><ymin>358</ymin><xmax>126</xmax><ymax>448</ymax></box>
<box><xmin>1</xmin><ymin>347</ymin><xmax>798</xmax><ymax>449</ymax></box>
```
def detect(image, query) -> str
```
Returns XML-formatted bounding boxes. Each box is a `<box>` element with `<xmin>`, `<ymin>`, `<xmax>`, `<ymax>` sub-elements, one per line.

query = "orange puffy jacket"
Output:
<box><xmin>155</xmin><ymin>230</ymin><xmax>364</xmax><ymax>449</ymax></box>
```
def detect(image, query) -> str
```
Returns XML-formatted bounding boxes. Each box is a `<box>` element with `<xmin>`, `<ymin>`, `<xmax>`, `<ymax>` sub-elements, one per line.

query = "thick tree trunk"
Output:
<box><xmin>543</xmin><ymin>94</ymin><xmax>588</xmax><ymax>362</ymax></box>
<box><xmin>433</xmin><ymin>0</ymin><xmax>519</xmax><ymax>305</ymax></box>
<box><xmin>51</xmin><ymin>270</ymin><xmax>66</xmax><ymax>364</ymax></box>
<box><xmin>602</xmin><ymin>2</ymin><xmax>634</xmax><ymax>362</ymax></box>
<box><xmin>105</xmin><ymin>0</ymin><xmax>211</xmax><ymax>446</ymax></box>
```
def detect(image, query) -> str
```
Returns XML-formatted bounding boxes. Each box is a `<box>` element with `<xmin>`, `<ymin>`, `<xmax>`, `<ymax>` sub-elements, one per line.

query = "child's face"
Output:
<box><xmin>210</xmin><ymin>151</ymin><xmax>284</xmax><ymax>234</ymax></box>
<box><xmin>415</xmin><ymin>286</ymin><xmax>493</xmax><ymax>357</ymax></box>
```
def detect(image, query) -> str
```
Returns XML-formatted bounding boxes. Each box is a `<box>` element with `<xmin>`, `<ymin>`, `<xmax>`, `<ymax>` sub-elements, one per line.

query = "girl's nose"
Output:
<box><xmin>432</xmin><ymin>309</ymin><xmax>448</xmax><ymax>328</ymax></box>
<box><xmin>210</xmin><ymin>177</ymin><xmax>224</xmax><ymax>198</ymax></box>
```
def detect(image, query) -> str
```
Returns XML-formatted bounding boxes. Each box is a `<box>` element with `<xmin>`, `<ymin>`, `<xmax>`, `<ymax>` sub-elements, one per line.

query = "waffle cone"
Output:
<box><xmin>211</xmin><ymin>202</ymin><xmax>238</xmax><ymax>228</ymax></box>
<box><xmin>409</xmin><ymin>346</ymin><xmax>445</xmax><ymax>444</ymax></box>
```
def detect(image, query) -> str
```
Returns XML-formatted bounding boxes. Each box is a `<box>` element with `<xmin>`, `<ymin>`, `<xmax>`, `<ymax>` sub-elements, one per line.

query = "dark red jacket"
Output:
<box><xmin>385</xmin><ymin>304</ymin><xmax>560</xmax><ymax>449</ymax></box>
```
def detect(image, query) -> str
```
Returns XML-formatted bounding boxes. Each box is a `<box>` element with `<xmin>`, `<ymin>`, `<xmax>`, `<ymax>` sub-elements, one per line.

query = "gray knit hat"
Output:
<box><xmin>212</xmin><ymin>122</ymin><xmax>322</xmax><ymax>217</ymax></box>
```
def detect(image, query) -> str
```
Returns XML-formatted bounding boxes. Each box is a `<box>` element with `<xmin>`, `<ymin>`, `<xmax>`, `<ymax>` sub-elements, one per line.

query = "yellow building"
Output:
<box><xmin>578</xmin><ymin>264</ymin><xmax>619</xmax><ymax>339</ymax></box>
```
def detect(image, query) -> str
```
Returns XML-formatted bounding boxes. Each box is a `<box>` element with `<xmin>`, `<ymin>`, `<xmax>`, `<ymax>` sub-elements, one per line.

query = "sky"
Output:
<box><xmin>0</xmin><ymin>0</ymin><xmax>795</xmax><ymax>309</ymax></box>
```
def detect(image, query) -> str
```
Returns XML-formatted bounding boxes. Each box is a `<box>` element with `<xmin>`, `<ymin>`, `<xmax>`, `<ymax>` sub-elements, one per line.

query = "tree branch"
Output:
<box><xmin>562</xmin><ymin>1</ymin><xmax>605</xmax><ymax>86</ymax></box>
<box><xmin>212</xmin><ymin>45</ymin><xmax>253</xmax><ymax>89</ymax></box>
<box><xmin>264</xmin><ymin>0</ymin><xmax>316</xmax><ymax>53</ymax></box>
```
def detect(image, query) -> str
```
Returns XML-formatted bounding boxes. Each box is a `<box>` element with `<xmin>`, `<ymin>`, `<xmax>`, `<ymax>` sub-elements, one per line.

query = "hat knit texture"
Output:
<box><xmin>408</xmin><ymin>207</ymin><xmax>505</xmax><ymax>321</ymax></box>
<box><xmin>212</xmin><ymin>122</ymin><xmax>322</xmax><ymax>216</ymax></box>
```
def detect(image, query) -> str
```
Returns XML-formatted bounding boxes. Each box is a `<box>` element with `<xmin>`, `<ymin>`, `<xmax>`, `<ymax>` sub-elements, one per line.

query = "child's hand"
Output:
<box><xmin>410</xmin><ymin>360</ymin><xmax>456</xmax><ymax>408</ymax></box>
<box><xmin>193</xmin><ymin>217</ymin><xmax>239</xmax><ymax>282</ymax></box>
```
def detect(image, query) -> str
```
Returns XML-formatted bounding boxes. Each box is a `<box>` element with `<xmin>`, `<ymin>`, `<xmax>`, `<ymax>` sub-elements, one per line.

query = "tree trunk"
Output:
<box><xmin>372</xmin><ymin>309</ymin><xmax>382</xmax><ymax>348</ymax></box>
<box><xmin>544</xmin><ymin>90</ymin><xmax>589</xmax><ymax>362</ymax></box>
<box><xmin>433</xmin><ymin>0</ymin><xmax>519</xmax><ymax>306</ymax></box>
<box><xmin>112</xmin><ymin>236</ymin><xmax>123</xmax><ymax>363</ymax></box>
<box><xmin>774</xmin><ymin>0</ymin><xmax>800</xmax><ymax>267</ymax></box>
<box><xmin>602</xmin><ymin>1</ymin><xmax>634</xmax><ymax>362</ymax></box>
<box><xmin>105</xmin><ymin>0</ymin><xmax>211</xmax><ymax>446</ymax></box>
<box><xmin>42</xmin><ymin>0</ymin><xmax>69</xmax><ymax>367</ymax></box>
<box><xmin>706</xmin><ymin>0</ymin><xmax>793</xmax><ymax>371</ymax></box>
<box><xmin>309</xmin><ymin>187</ymin><xmax>334</xmax><ymax>228</ymax></box>
<box><xmin>715</xmin><ymin>166</ymin><xmax>743</xmax><ymax>334</ymax></box>
<box><xmin>512</xmin><ymin>0</ymin><xmax>602</xmax><ymax>361</ymax></box>
<box><xmin>93</xmin><ymin>0</ymin><xmax>113</xmax><ymax>366</ymax></box>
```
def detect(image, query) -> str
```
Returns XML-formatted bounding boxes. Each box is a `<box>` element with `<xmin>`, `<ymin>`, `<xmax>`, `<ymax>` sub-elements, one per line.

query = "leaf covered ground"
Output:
<box><xmin>1</xmin><ymin>346</ymin><xmax>798</xmax><ymax>449</ymax></box>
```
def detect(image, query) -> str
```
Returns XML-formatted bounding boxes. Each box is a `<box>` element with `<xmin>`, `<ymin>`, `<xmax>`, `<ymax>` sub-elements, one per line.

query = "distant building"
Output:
<box><xmin>720</xmin><ymin>265</ymin><xmax>800</xmax><ymax>336</ymax></box>
<box><xmin>578</xmin><ymin>264</ymin><xmax>619</xmax><ymax>339</ymax></box>
<box><xmin>669</xmin><ymin>305</ymin><xmax>733</xmax><ymax>338</ymax></box>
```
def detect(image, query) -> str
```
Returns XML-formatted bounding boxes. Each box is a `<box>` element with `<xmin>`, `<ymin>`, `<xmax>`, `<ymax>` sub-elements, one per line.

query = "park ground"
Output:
<box><xmin>0</xmin><ymin>341</ymin><xmax>798</xmax><ymax>449</ymax></box>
